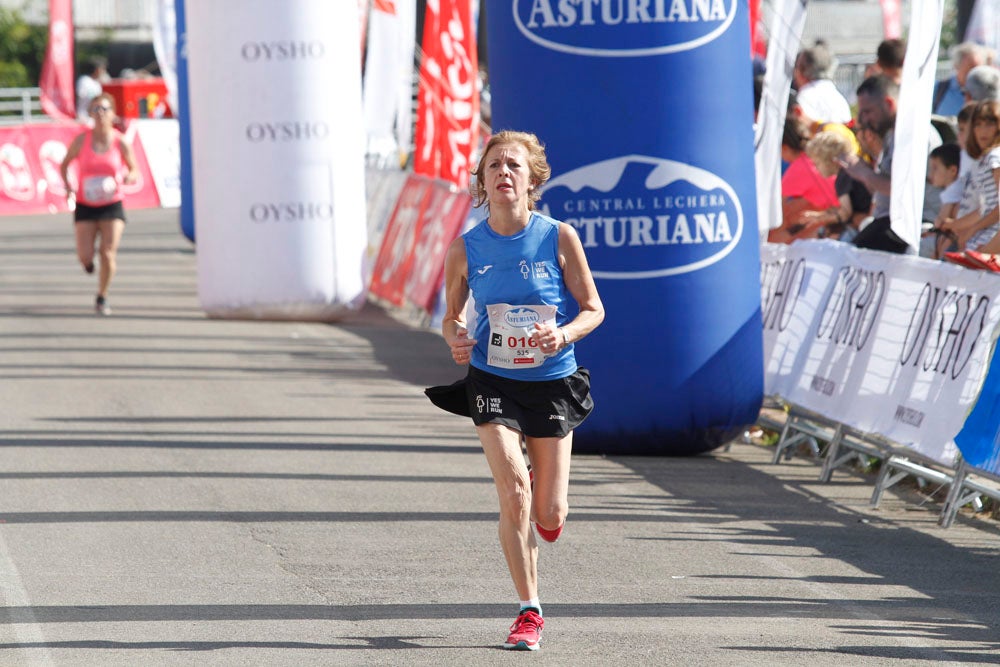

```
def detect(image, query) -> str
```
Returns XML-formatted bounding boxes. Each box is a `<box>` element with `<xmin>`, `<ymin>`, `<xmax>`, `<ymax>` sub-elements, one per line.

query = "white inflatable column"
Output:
<box><xmin>186</xmin><ymin>0</ymin><xmax>367</xmax><ymax>320</ymax></box>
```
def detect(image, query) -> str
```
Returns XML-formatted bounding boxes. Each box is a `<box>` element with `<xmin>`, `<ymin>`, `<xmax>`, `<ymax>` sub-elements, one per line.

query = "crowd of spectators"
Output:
<box><xmin>763</xmin><ymin>37</ymin><xmax>1000</xmax><ymax>271</ymax></box>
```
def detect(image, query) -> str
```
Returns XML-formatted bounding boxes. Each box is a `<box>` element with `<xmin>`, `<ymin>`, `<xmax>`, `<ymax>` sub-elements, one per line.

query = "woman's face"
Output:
<box><xmin>89</xmin><ymin>100</ymin><xmax>115</xmax><ymax>125</ymax></box>
<box><xmin>483</xmin><ymin>142</ymin><xmax>534</xmax><ymax>209</ymax></box>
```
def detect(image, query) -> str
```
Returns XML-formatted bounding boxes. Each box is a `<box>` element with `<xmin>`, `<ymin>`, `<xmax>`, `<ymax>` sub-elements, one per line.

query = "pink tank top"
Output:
<box><xmin>76</xmin><ymin>129</ymin><xmax>124</xmax><ymax>207</ymax></box>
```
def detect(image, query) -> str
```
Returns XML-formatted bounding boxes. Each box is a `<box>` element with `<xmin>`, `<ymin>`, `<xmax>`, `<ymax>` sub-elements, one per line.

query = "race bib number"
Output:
<box><xmin>485</xmin><ymin>303</ymin><xmax>557</xmax><ymax>369</ymax></box>
<box><xmin>82</xmin><ymin>175</ymin><xmax>119</xmax><ymax>205</ymax></box>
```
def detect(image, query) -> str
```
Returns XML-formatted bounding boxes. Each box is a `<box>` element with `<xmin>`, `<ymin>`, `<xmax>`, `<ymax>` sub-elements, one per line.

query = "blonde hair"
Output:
<box><xmin>806</xmin><ymin>130</ymin><xmax>853</xmax><ymax>172</ymax></box>
<box><xmin>470</xmin><ymin>130</ymin><xmax>551</xmax><ymax>210</ymax></box>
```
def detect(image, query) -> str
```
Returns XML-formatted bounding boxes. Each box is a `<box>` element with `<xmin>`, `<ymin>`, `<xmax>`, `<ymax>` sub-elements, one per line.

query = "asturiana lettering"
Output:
<box><xmin>505</xmin><ymin>309</ymin><xmax>541</xmax><ymax>327</ymax></box>
<box><xmin>525</xmin><ymin>0</ymin><xmax>729</xmax><ymax>28</ymax></box>
<box><xmin>570</xmin><ymin>212</ymin><xmax>733</xmax><ymax>248</ymax></box>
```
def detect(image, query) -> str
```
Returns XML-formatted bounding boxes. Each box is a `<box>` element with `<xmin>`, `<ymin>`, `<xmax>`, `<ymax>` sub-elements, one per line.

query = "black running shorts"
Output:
<box><xmin>74</xmin><ymin>200</ymin><xmax>126</xmax><ymax>223</ymax></box>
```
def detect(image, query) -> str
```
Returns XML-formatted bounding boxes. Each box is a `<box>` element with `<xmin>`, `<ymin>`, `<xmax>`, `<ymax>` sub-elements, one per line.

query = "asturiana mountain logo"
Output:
<box><xmin>539</xmin><ymin>155</ymin><xmax>744</xmax><ymax>279</ymax></box>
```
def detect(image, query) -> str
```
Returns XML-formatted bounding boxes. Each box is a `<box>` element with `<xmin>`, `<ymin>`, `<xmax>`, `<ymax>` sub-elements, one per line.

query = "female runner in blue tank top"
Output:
<box><xmin>441</xmin><ymin>131</ymin><xmax>604</xmax><ymax>651</ymax></box>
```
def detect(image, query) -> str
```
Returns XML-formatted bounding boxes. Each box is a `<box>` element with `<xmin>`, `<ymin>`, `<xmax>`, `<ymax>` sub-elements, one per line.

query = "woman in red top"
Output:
<box><xmin>60</xmin><ymin>93</ymin><xmax>138</xmax><ymax>315</ymax></box>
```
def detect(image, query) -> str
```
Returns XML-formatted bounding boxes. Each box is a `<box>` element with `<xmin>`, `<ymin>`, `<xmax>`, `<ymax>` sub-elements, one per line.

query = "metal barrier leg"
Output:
<box><xmin>870</xmin><ymin>458</ymin><xmax>910</xmax><ymax>507</ymax></box>
<box><xmin>817</xmin><ymin>424</ymin><xmax>844</xmax><ymax>482</ymax></box>
<box><xmin>771</xmin><ymin>417</ymin><xmax>797</xmax><ymax>464</ymax></box>
<box><xmin>939</xmin><ymin>458</ymin><xmax>968</xmax><ymax>528</ymax></box>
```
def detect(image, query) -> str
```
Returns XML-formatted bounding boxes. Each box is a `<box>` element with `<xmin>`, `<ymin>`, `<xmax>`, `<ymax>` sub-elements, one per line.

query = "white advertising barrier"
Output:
<box><xmin>363</xmin><ymin>166</ymin><xmax>408</xmax><ymax>286</ymax></box>
<box><xmin>135</xmin><ymin>119</ymin><xmax>180</xmax><ymax>209</ymax></box>
<box><xmin>762</xmin><ymin>241</ymin><xmax>1000</xmax><ymax>466</ymax></box>
<box><xmin>186</xmin><ymin>0</ymin><xmax>367</xmax><ymax>320</ymax></box>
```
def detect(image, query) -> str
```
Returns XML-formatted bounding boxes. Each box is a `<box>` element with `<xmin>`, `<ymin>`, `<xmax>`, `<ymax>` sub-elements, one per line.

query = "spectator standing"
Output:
<box><xmin>75</xmin><ymin>56</ymin><xmax>108</xmax><ymax>123</ymax></box>
<box><xmin>792</xmin><ymin>42</ymin><xmax>851</xmax><ymax>125</ymax></box>
<box><xmin>934</xmin><ymin>43</ymin><xmax>995</xmax><ymax>116</ymax></box>
<box><xmin>873</xmin><ymin>39</ymin><xmax>906</xmax><ymax>84</ymax></box>
<box><xmin>793</xmin><ymin>41</ymin><xmax>853</xmax><ymax>125</ymax></box>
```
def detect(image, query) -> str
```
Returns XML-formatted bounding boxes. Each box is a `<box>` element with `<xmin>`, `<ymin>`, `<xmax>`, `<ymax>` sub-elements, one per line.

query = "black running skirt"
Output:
<box><xmin>75</xmin><ymin>200</ymin><xmax>126</xmax><ymax>223</ymax></box>
<box><xmin>425</xmin><ymin>366</ymin><xmax>593</xmax><ymax>438</ymax></box>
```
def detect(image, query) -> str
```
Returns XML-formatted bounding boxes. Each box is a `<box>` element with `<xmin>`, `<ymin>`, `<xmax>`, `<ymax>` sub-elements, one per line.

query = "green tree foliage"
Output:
<box><xmin>0</xmin><ymin>5</ymin><xmax>48</xmax><ymax>88</ymax></box>
<box><xmin>940</xmin><ymin>0</ymin><xmax>959</xmax><ymax>54</ymax></box>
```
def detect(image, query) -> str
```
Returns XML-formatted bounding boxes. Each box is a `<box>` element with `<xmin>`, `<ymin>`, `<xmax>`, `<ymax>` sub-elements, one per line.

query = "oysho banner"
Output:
<box><xmin>485</xmin><ymin>1</ymin><xmax>764</xmax><ymax>454</ymax></box>
<box><xmin>762</xmin><ymin>241</ymin><xmax>1000</xmax><ymax>467</ymax></box>
<box><xmin>185</xmin><ymin>0</ymin><xmax>368</xmax><ymax>320</ymax></box>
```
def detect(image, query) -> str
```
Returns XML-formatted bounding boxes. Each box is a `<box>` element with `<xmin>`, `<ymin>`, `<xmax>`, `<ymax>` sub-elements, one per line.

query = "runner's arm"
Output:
<box><xmin>442</xmin><ymin>236</ymin><xmax>475</xmax><ymax>364</ymax></box>
<box><xmin>59</xmin><ymin>133</ymin><xmax>85</xmax><ymax>196</ymax></box>
<box><xmin>557</xmin><ymin>222</ymin><xmax>605</xmax><ymax>346</ymax></box>
<box><xmin>119</xmin><ymin>136</ymin><xmax>139</xmax><ymax>184</ymax></box>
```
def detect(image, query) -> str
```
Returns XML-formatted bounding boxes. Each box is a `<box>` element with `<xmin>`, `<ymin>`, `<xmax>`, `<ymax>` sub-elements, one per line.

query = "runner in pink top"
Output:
<box><xmin>60</xmin><ymin>93</ymin><xmax>138</xmax><ymax>315</ymax></box>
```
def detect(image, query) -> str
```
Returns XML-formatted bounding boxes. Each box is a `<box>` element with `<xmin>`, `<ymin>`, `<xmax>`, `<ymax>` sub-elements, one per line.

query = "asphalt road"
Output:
<box><xmin>0</xmin><ymin>208</ymin><xmax>998</xmax><ymax>666</ymax></box>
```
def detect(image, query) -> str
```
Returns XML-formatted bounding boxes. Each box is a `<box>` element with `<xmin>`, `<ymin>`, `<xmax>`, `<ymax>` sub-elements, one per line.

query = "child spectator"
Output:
<box><xmin>942</xmin><ymin>105</ymin><xmax>982</xmax><ymax>239</ymax></box>
<box><xmin>921</xmin><ymin>143</ymin><xmax>961</xmax><ymax>257</ymax></box>
<box><xmin>943</xmin><ymin>101</ymin><xmax>1000</xmax><ymax>252</ymax></box>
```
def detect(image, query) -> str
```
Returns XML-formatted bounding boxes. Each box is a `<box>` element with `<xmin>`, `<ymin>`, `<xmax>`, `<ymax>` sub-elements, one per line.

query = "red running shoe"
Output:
<box><xmin>528</xmin><ymin>467</ymin><xmax>565</xmax><ymax>542</ymax></box>
<box><xmin>535</xmin><ymin>521</ymin><xmax>564</xmax><ymax>542</ymax></box>
<box><xmin>504</xmin><ymin>609</ymin><xmax>544</xmax><ymax>651</ymax></box>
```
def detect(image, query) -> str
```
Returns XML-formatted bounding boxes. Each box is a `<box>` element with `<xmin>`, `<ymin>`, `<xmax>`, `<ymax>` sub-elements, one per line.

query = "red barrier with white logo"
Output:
<box><xmin>403</xmin><ymin>182</ymin><xmax>472</xmax><ymax>312</ymax></box>
<box><xmin>0</xmin><ymin>122</ymin><xmax>161</xmax><ymax>215</ymax></box>
<box><xmin>369</xmin><ymin>173</ymin><xmax>471</xmax><ymax>313</ymax></box>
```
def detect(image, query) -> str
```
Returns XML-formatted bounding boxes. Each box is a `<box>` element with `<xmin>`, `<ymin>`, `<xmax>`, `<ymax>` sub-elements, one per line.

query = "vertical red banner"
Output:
<box><xmin>413</xmin><ymin>0</ymin><xmax>479</xmax><ymax>189</ymax></box>
<box><xmin>39</xmin><ymin>0</ymin><xmax>75</xmax><ymax>121</ymax></box>
<box><xmin>879</xmin><ymin>0</ymin><xmax>903</xmax><ymax>39</ymax></box>
<box><xmin>748</xmin><ymin>0</ymin><xmax>766</xmax><ymax>60</ymax></box>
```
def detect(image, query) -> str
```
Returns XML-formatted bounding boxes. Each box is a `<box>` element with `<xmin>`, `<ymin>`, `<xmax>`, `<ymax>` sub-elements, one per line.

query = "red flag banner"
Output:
<box><xmin>748</xmin><ymin>0</ymin><xmax>766</xmax><ymax>60</ymax></box>
<box><xmin>39</xmin><ymin>0</ymin><xmax>75</xmax><ymax>121</ymax></box>
<box><xmin>879</xmin><ymin>0</ymin><xmax>903</xmax><ymax>39</ymax></box>
<box><xmin>413</xmin><ymin>0</ymin><xmax>479</xmax><ymax>189</ymax></box>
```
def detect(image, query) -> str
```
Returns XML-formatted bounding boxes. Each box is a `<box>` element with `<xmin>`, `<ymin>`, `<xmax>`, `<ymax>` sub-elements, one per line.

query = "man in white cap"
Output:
<box><xmin>793</xmin><ymin>41</ymin><xmax>853</xmax><ymax>125</ymax></box>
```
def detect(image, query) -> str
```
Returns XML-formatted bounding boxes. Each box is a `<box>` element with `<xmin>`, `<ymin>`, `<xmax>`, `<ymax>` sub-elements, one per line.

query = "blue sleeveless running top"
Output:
<box><xmin>464</xmin><ymin>212</ymin><xmax>577</xmax><ymax>381</ymax></box>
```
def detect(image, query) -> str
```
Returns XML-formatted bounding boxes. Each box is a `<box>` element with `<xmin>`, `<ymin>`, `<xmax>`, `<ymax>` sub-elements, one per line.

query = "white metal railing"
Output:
<box><xmin>72</xmin><ymin>0</ymin><xmax>154</xmax><ymax>28</ymax></box>
<box><xmin>0</xmin><ymin>87</ymin><xmax>46</xmax><ymax>124</ymax></box>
